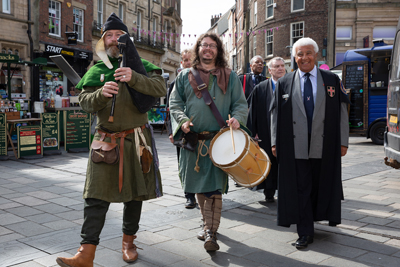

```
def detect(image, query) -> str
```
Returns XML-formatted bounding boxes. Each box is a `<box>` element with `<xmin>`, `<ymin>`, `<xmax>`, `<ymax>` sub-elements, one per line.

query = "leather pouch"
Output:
<box><xmin>140</xmin><ymin>145</ymin><xmax>153</xmax><ymax>173</ymax></box>
<box><xmin>173</xmin><ymin>131</ymin><xmax>198</xmax><ymax>152</ymax></box>
<box><xmin>91</xmin><ymin>140</ymin><xmax>120</xmax><ymax>165</ymax></box>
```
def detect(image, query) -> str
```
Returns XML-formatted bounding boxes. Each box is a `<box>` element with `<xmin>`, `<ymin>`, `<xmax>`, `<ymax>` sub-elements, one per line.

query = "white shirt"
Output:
<box><xmin>298</xmin><ymin>66</ymin><xmax>317</xmax><ymax>105</ymax></box>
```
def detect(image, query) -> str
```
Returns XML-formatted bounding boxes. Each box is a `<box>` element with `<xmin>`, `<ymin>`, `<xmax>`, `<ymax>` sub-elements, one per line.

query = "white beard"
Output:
<box><xmin>106</xmin><ymin>45</ymin><xmax>119</xmax><ymax>58</ymax></box>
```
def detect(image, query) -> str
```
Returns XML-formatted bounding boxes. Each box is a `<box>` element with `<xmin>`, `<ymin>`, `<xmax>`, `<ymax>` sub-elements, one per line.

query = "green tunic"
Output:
<box><xmin>78</xmin><ymin>60</ymin><xmax>166</xmax><ymax>203</ymax></box>
<box><xmin>169</xmin><ymin>68</ymin><xmax>248</xmax><ymax>194</ymax></box>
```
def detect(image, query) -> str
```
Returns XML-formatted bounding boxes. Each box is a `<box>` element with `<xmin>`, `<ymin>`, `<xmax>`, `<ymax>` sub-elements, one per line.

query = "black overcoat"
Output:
<box><xmin>247</xmin><ymin>79</ymin><xmax>277</xmax><ymax>190</ymax></box>
<box><xmin>239</xmin><ymin>73</ymin><xmax>267</xmax><ymax>100</ymax></box>
<box><xmin>274</xmin><ymin>69</ymin><xmax>348</xmax><ymax>227</ymax></box>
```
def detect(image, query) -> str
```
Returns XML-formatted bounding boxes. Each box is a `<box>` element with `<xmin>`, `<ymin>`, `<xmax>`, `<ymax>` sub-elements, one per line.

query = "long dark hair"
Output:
<box><xmin>191</xmin><ymin>33</ymin><xmax>228</xmax><ymax>69</ymax></box>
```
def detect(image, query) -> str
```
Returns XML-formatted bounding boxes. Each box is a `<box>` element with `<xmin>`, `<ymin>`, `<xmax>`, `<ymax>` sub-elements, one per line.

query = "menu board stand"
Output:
<box><xmin>41</xmin><ymin>111</ymin><xmax>62</xmax><ymax>156</ymax></box>
<box><xmin>64</xmin><ymin>110</ymin><xmax>91</xmax><ymax>153</ymax></box>
<box><xmin>17</xmin><ymin>125</ymin><xmax>43</xmax><ymax>159</ymax></box>
<box><xmin>0</xmin><ymin>113</ymin><xmax>8</xmax><ymax>160</ymax></box>
<box><xmin>342</xmin><ymin>61</ymin><xmax>369</xmax><ymax>133</ymax></box>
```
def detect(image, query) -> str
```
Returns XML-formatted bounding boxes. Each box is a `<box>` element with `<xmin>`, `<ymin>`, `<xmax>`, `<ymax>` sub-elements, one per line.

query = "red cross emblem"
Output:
<box><xmin>327</xmin><ymin>86</ymin><xmax>335</xmax><ymax>97</ymax></box>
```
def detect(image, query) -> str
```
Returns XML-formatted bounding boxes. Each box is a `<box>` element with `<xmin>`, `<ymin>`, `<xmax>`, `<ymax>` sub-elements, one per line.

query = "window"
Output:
<box><xmin>97</xmin><ymin>0</ymin><xmax>103</xmax><ymax>28</ymax></box>
<box><xmin>153</xmin><ymin>17</ymin><xmax>158</xmax><ymax>44</ymax></box>
<box><xmin>137</xmin><ymin>11</ymin><xmax>142</xmax><ymax>41</ymax></box>
<box><xmin>2</xmin><ymin>0</ymin><xmax>10</xmax><ymax>14</ymax></box>
<box><xmin>254</xmin><ymin>2</ymin><xmax>257</xmax><ymax>26</ymax></box>
<box><xmin>336</xmin><ymin>52</ymin><xmax>345</xmax><ymax>66</ymax></box>
<box><xmin>238</xmin><ymin>17</ymin><xmax>242</xmax><ymax>40</ymax></box>
<box><xmin>373</xmin><ymin>26</ymin><xmax>396</xmax><ymax>40</ymax></box>
<box><xmin>73</xmin><ymin>8</ymin><xmax>84</xmax><ymax>42</ymax></box>
<box><xmin>266</xmin><ymin>0</ymin><xmax>273</xmax><ymax>19</ymax></box>
<box><xmin>164</xmin><ymin>20</ymin><xmax>169</xmax><ymax>45</ymax></box>
<box><xmin>14</xmin><ymin>49</ymin><xmax>19</xmax><ymax>56</ymax></box>
<box><xmin>336</xmin><ymin>26</ymin><xmax>352</xmax><ymax>40</ymax></box>
<box><xmin>1</xmin><ymin>48</ymin><xmax>5</xmax><ymax>54</ymax></box>
<box><xmin>119</xmin><ymin>3</ymin><xmax>124</xmax><ymax>22</ymax></box>
<box><xmin>239</xmin><ymin>49</ymin><xmax>242</xmax><ymax>69</ymax></box>
<box><xmin>238</xmin><ymin>0</ymin><xmax>241</xmax><ymax>12</ymax></box>
<box><xmin>291</xmin><ymin>22</ymin><xmax>304</xmax><ymax>45</ymax></box>
<box><xmin>265</xmin><ymin>29</ymin><xmax>273</xmax><ymax>56</ymax></box>
<box><xmin>49</xmin><ymin>0</ymin><xmax>61</xmax><ymax>36</ymax></box>
<box><xmin>253</xmin><ymin>35</ymin><xmax>257</xmax><ymax>57</ymax></box>
<box><xmin>292</xmin><ymin>0</ymin><xmax>304</xmax><ymax>12</ymax></box>
<box><xmin>390</xmin><ymin>31</ymin><xmax>400</xmax><ymax>81</ymax></box>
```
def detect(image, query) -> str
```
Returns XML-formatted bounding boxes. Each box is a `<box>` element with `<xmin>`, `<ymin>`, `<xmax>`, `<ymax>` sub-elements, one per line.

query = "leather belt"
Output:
<box><xmin>98</xmin><ymin>125</ymin><xmax>146</xmax><ymax>193</ymax></box>
<box><xmin>197</xmin><ymin>131</ymin><xmax>218</xmax><ymax>140</ymax></box>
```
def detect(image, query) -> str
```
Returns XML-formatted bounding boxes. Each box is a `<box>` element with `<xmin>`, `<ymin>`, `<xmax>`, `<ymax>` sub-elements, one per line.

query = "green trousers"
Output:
<box><xmin>80</xmin><ymin>198</ymin><xmax>143</xmax><ymax>245</ymax></box>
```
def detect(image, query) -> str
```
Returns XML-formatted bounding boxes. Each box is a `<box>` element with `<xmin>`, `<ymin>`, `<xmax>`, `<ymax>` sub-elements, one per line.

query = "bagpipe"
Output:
<box><xmin>109</xmin><ymin>33</ymin><xmax>158</xmax><ymax>122</ymax></box>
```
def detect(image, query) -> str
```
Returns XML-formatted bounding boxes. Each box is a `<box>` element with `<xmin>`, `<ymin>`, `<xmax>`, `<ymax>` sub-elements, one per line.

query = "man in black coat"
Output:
<box><xmin>166</xmin><ymin>49</ymin><xmax>197</xmax><ymax>209</ymax></box>
<box><xmin>271</xmin><ymin>37</ymin><xmax>350</xmax><ymax>249</ymax></box>
<box><xmin>247</xmin><ymin>57</ymin><xmax>286</xmax><ymax>202</ymax></box>
<box><xmin>239</xmin><ymin>55</ymin><xmax>266</xmax><ymax>100</ymax></box>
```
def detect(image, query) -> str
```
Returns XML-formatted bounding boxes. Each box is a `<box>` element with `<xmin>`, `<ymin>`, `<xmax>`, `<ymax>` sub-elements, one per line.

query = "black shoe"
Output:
<box><xmin>265</xmin><ymin>197</ymin><xmax>275</xmax><ymax>203</ymax></box>
<box><xmin>295</xmin><ymin>236</ymin><xmax>313</xmax><ymax>249</ymax></box>
<box><xmin>234</xmin><ymin>182</ymin><xmax>242</xmax><ymax>187</ymax></box>
<box><xmin>185</xmin><ymin>197</ymin><xmax>196</xmax><ymax>209</ymax></box>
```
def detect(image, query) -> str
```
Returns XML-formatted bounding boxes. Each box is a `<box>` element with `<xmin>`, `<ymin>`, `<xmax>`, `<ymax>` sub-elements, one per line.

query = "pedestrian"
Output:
<box><xmin>166</xmin><ymin>49</ymin><xmax>197</xmax><ymax>209</ymax></box>
<box><xmin>56</xmin><ymin>13</ymin><xmax>166</xmax><ymax>267</ymax></box>
<box><xmin>247</xmin><ymin>57</ymin><xmax>286</xmax><ymax>202</ymax></box>
<box><xmin>169</xmin><ymin>33</ymin><xmax>248</xmax><ymax>251</ymax></box>
<box><xmin>271</xmin><ymin>37</ymin><xmax>350</xmax><ymax>249</ymax></box>
<box><xmin>238</xmin><ymin>55</ymin><xmax>266</xmax><ymax>100</ymax></box>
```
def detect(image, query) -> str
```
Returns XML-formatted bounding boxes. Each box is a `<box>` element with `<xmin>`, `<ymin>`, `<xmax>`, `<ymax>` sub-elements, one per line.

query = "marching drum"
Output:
<box><xmin>209</xmin><ymin>128</ymin><xmax>271</xmax><ymax>188</ymax></box>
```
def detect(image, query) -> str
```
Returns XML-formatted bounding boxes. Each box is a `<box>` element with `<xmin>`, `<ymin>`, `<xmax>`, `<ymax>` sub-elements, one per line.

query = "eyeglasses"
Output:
<box><xmin>200</xmin><ymin>43</ymin><xmax>217</xmax><ymax>49</ymax></box>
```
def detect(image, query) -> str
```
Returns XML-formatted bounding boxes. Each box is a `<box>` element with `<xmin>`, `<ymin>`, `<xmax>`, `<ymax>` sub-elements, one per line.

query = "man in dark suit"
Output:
<box><xmin>247</xmin><ymin>57</ymin><xmax>286</xmax><ymax>202</ymax></box>
<box><xmin>239</xmin><ymin>55</ymin><xmax>266</xmax><ymax>100</ymax></box>
<box><xmin>166</xmin><ymin>49</ymin><xmax>197</xmax><ymax>209</ymax></box>
<box><xmin>271</xmin><ymin>37</ymin><xmax>350</xmax><ymax>249</ymax></box>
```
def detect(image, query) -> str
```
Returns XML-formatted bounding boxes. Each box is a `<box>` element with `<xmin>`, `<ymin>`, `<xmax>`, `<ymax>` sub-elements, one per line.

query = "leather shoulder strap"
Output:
<box><xmin>191</xmin><ymin>67</ymin><xmax>226</xmax><ymax>128</ymax></box>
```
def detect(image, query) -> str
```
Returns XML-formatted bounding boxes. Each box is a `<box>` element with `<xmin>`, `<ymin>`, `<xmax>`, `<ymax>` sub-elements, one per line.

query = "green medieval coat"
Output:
<box><xmin>169</xmin><ymin>68</ymin><xmax>248</xmax><ymax>194</ymax></box>
<box><xmin>77</xmin><ymin>57</ymin><xmax>166</xmax><ymax>202</ymax></box>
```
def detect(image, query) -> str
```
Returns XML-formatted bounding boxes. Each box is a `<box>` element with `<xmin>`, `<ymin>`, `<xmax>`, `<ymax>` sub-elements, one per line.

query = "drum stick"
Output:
<box><xmin>229</xmin><ymin>114</ymin><xmax>235</xmax><ymax>154</ymax></box>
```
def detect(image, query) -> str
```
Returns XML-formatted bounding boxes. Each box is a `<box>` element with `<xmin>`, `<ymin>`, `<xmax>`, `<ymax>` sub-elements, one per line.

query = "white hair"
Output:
<box><xmin>250</xmin><ymin>55</ymin><xmax>264</xmax><ymax>65</ymax></box>
<box><xmin>267</xmin><ymin>57</ymin><xmax>285</xmax><ymax>69</ymax></box>
<box><xmin>292</xmin><ymin>37</ymin><xmax>319</xmax><ymax>57</ymax></box>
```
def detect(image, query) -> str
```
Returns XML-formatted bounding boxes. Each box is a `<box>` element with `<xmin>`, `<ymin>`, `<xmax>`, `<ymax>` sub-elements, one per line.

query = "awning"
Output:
<box><xmin>354</xmin><ymin>46</ymin><xmax>393</xmax><ymax>59</ymax></box>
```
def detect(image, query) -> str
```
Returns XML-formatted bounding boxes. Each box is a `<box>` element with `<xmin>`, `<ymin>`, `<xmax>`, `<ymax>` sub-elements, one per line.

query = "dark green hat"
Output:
<box><xmin>102</xmin><ymin>13</ymin><xmax>128</xmax><ymax>34</ymax></box>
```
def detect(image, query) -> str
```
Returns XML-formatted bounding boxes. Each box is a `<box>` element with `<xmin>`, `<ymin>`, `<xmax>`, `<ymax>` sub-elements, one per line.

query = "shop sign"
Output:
<box><xmin>17</xmin><ymin>125</ymin><xmax>43</xmax><ymax>158</ymax></box>
<box><xmin>0</xmin><ymin>53</ymin><xmax>19</xmax><ymax>63</ymax></box>
<box><xmin>66</xmin><ymin>32</ymin><xmax>78</xmax><ymax>45</ymax></box>
<box><xmin>64</xmin><ymin>110</ymin><xmax>91</xmax><ymax>152</ymax></box>
<box><xmin>0</xmin><ymin>113</ymin><xmax>7</xmax><ymax>156</ymax></box>
<box><xmin>41</xmin><ymin>111</ymin><xmax>60</xmax><ymax>151</ymax></box>
<box><xmin>78</xmin><ymin>51</ymin><xmax>88</xmax><ymax>59</ymax></box>
<box><xmin>45</xmin><ymin>44</ymin><xmax>75</xmax><ymax>57</ymax></box>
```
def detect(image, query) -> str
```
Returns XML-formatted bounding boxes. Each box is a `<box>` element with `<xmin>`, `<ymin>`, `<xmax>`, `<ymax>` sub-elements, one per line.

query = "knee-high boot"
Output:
<box><xmin>196</xmin><ymin>193</ymin><xmax>206</xmax><ymax>240</ymax></box>
<box><xmin>203</xmin><ymin>194</ymin><xmax>222</xmax><ymax>251</ymax></box>
<box><xmin>56</xmin><ymin>244</ymin><xmax>96</xmax><ymax>267</ymax></box>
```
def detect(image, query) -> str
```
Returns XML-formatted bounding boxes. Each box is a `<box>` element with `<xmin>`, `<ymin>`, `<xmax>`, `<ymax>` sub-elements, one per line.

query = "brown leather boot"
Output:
<box><xmin>203</xmin><ymin>194</ymin><xmax>222</xmax><ymax>251</ymax></box>
<box><xmin>56</xmin><ymin>244</ymin><xmax>96</xmax><ymax>267</ymax></box>
<box><xmin>122</xmin><ymin>234</ymin><xmax>138</xmax><ymax>262</ymax></box>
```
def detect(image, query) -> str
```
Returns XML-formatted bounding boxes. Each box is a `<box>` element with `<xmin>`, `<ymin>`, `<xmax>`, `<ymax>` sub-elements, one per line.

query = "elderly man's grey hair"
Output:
<box><xmin>250</xmin><ymin>55</ymin><xmax>264</xmax><ymax>65</ymax></box>
<box><xmin>267</xmin><ymin>57</ymin><xmax>285</xmax><ymax>69</ymax></box>
<box><xmin>292</xmin><ymin>37</ymin><xmax>319</xmax><ymax>57</ymax></box>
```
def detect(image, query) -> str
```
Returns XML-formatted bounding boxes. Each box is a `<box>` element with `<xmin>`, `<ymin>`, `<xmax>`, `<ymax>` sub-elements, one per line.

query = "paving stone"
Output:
<box><xmin>242</xmin><ymin>250</ymin><xmax>311</xmax><ymax>267</ymax></box>
<box><xmin>9</xmin><ymin>260</ymin><xmax>45</xmax><ymax>267</ymax></box>
<box><xmin>34</xmin><ymin>203</ymin><xmax>72</xmax><ymax>213</ymax></box>
<box><xmin>11</xmin><ymin>196</ymin><xmax>49</xmax><ymax>206</ymax></box>
<box><xmin>165</xmin><ymin>259</ymin><xmax>213</xmax><ymax>267</ymax></box>
<box><xmin>25</xmin><ymin>213</ymin><xmax>61</xmax><ymax>224</ymax></box>
<box><xmin>154</xmin><ymin>239</ymin><xmax>211</xmax><ymax>261</ymax></box>
<box><xmin>133</xmin><ymin>243</ymin><xmax>186</xmax><ymax>266</ymax></box>
<box><xmin>5</xmin><ymin>206</ymin><xmax>43</xmax><ymax>217</ymax></box>
<box><xmin>43</xmin><ymin>219</ymin><xmax>80</xmax><ymax>230</ymax></box>
<box><xmin>0</xmin><ymin>241</ymin><xmax>48</xmax><ymax>266</ymax></box>
<box><xmin>289</xmin><ymin>250</ymin><xmax>332</xmax><ymax>264</ymax></box>
<box><xmin>25</xmin><ymin>190</ymin><xmax>61</xmax><ymax>200</ymax></box>
<box><xmin>157</xmin><ymin>226</ymin><xmax>197</xmax><ymax>241</ymax></box>
<box><xmin>202</xmin><ymin>252</ymin><xmax>261</xmax><ymax>267</ymax></box>
<box><xmin>5</xmin><ymin>221</ymin><xmax>52</xmax><ymax>237</ymax></box>
<box><xmin>230</xmin><ymin>224</ymin><xmax>266</xmax><ymax>234</ymax></box>
<box><xmin>358</xmin><ymin>216</ymin><xmax>394</xmax><ymax>226</ymax></box>
<box><xmin>319</xmin><ymin>257</ymin><xmax>371</xmax><ymax>267</ymax></box>
<box><xmin>0</xmin><ymin>233</ymin><xmax>24</xmax><ymax>244</ymax></box>
<box><xmin>241</xmin><ymin>236</ymin><xmax>297</xmax><ymax>256</ymax></box>
<box><xmin>356</xmin><ymin>251</ymin><xmax>400</xmax><ymax>267</ymax></box>
<box><xmin>136</xmin><ymin>230</ymin><xmax>172</xmax><ymax>245</ymax></box>
<box><xmin>312</xmin><ymin>239</ymin><xmax>367</xmax><ymax>259</ymax></box>
<box><xmin>0</xmin><ymin>213</ymin><xmax>26</xmax><ymax>225</ymax></box>
<box><xmin>355</xmin><ymin>233</ymin><xmax>390</xmax><ymax>243</ymax></box>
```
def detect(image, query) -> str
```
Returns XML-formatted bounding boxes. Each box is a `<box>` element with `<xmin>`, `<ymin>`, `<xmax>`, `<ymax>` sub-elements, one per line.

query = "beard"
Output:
<box><xmin>105</xmin><ymin>44</ymin><xmax>119</xmax><ymax>58</ymax></box>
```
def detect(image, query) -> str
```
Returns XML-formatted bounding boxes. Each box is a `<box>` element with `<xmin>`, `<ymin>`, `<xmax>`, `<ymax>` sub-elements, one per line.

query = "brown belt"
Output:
<box><xmin>98</xmin><ymin>125</ymin><xmax>146</xmax><ymax>193</ymax></box>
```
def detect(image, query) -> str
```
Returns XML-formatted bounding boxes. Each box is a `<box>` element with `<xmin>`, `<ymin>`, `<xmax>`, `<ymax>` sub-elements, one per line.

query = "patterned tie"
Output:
<box><xmin>303</xmin><ymin>73</ymin><xmax>314</xmax><ymax>134</ymax></box>
<box><xmin>254</xmin><ymin>75</ymin><xmax>260</xmax><ymax>85</ymax></box>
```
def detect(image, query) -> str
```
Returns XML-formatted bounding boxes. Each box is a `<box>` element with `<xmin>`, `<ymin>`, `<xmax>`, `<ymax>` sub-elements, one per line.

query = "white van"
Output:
<box><xmin>384</xmin><ymin>16</ymin><xmax>400</xmax><ymax>169</ymax></box>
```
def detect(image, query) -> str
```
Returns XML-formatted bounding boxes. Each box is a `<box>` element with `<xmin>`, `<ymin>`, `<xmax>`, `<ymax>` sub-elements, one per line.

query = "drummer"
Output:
<box><xmin>169</xmin><ymin>33</ymin><xmax>248</xmax><ymax>252</ymax></box>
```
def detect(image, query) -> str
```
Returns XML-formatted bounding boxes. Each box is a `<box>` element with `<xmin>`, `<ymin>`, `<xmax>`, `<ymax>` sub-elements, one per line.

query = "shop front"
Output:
<box><xmin>33</xmin><ymin>43</ymin><xmax>93</xmax><ymax>102</ymax></box>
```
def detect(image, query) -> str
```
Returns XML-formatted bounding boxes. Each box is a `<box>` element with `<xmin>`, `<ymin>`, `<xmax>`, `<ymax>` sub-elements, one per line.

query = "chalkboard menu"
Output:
<box><xmin>17</xmin><ymin>125</ymin><xmax>43</xmax><ymax>158</ymax></box>
<box><xmin>0</xmin><ymin>113</ymin><xmax>7</xmax><ymax>157</ymax></box>
<box><xmin>41</xmin><ymin>111</ymin><xmax>60</xmax><ymax>152</ymax></box>
<box><xmin>64</xmin><ymin>110</ymin><xmax>91</xmax><ymax>152</ymax></box>
<box><xmin>343</xmin><ymin>61</ymin><xmax>368</xmax><ymax>132</ymax></box>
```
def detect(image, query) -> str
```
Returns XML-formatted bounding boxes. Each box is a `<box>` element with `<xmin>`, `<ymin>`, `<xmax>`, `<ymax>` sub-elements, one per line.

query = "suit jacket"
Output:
<box><xmin>239</xmin><ymin>73</ymin><xmax>266</xmax><ymax>100</ymax></box>
<box><xmin>270</xmin><ymin>68</ymin><xmax>350</xmax><ymax>227</ymax></box>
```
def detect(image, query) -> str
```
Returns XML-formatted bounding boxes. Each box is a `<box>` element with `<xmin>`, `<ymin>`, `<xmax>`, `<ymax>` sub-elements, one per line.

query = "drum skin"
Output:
<box><xmin>209</xmin><ymin>128</ymin><xmax>271</xmax><ymax>188</ymax></box>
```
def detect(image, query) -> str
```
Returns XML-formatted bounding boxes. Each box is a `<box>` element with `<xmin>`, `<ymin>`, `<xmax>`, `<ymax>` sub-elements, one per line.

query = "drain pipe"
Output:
<box><xmin>27</xmin><ymin>0</ymin><xmax>36</xmax><ymax>106</ymax></box>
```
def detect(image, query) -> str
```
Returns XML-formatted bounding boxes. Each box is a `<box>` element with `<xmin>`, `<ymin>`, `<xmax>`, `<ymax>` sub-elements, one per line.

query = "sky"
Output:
<box><xmin>180</xmin><ymin>0</ymin><xmax>236</xmax><ymax>49</ymax></box>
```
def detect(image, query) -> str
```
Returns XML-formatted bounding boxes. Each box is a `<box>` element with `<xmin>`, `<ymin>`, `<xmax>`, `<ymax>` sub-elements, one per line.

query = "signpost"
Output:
<box><xmin>0</xmin><ymin>113</ymin><xmax>8</xmax><ymax>160</ymax></box>
<box><xmin>41</xmin><ymin>111</ymin><xmax>61</xmax><ymax>155</ymax></box>
<box><xmin>17</xmin><ymin>125</ymin><xmax>43</xmax><ymax>159</ymax></box>
<box><xmin>64</xmin><ymin>110</ymin><xmax>91</xmax><ymax>152</ymax></box>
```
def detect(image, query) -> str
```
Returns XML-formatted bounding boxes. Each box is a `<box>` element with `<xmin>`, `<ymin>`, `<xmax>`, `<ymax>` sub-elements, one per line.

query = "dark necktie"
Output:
<box><xmin>254</xmin><ymin>75</ymin><xmax>260</xmax><ymax>85</ymax></box>
<box><xmin>303</xmin><ymin>73</ymin><xmax>314</xmax><ymax>134</ymax></box>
